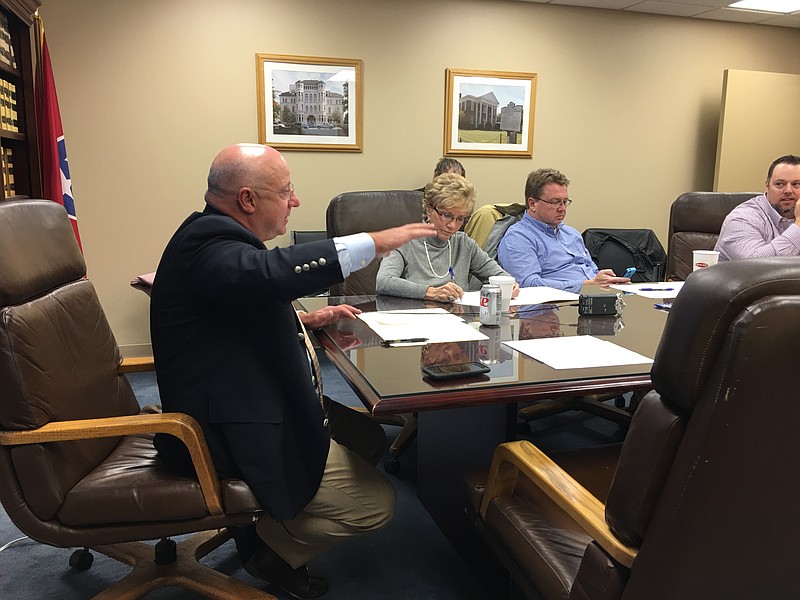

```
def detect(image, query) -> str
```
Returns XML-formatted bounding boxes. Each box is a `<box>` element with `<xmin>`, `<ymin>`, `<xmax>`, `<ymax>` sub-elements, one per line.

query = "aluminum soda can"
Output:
<box><xmin>478</xmin><ymin>323</ymin><xmax>501</xmax><ymax>364</ymax></box>
<box><xmin>479</xmin><ymin>284</ymin><xmax>501</xmax><ymax>327</ymax></box>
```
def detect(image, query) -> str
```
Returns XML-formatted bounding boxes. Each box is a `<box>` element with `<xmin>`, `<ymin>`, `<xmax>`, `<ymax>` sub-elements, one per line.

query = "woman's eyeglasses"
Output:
<box><xmin>433</xmin><ymin>207</ymin><xmax>470</xmax><ymax>225</ymax></box>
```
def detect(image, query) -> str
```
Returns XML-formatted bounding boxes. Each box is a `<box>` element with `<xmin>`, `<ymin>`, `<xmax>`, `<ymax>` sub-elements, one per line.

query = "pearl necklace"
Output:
<box><xmin>423</xmin><ymin>238</ymin><xmax>452</xmax><ymax>278</ymax></box>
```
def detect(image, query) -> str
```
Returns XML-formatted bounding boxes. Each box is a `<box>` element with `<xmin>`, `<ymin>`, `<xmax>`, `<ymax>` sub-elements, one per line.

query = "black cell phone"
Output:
<box><xmin>422</xmin><ymin>362</ymin><xmax>491</xmax><ymax>381</ymax></box>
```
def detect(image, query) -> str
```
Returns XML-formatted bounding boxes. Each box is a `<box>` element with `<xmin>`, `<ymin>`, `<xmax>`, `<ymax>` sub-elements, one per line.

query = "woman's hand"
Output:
<box><xmin>425</xmin><ymin>282</ymin><xmax>464</xmax><ymax>303</ymax></box>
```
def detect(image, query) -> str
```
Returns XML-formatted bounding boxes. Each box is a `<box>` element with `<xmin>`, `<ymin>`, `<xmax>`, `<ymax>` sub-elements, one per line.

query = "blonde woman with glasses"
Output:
<box><xmin>377</xmin><ymin>173</ymin><xmax>518</xmax><ymax>303</ymax></box>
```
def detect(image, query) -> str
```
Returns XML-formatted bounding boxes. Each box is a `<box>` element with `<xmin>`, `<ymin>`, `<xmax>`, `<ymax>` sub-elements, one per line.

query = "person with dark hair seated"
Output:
<box><xmin>716</xmin><ymin>154</ymin><xmax>800</xmax><ymax>261</ymax></box>
<box><xmin>433</xmin><ymin>157</ymin><xmax>465</xmax><ymax>178</ymax></box>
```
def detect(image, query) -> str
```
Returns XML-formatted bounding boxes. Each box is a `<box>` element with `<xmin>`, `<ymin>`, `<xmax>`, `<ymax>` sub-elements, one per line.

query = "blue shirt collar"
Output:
<box><xmin>524</xmin><ymin>211</ymin><xmax>564</xmax><ymax>236</ymax></box>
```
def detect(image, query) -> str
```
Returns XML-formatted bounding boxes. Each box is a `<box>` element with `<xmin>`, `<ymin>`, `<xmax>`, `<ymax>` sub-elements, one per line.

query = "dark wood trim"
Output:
<box><xmin>1</xmin><ymin>0</ymin><xmax>40</xmax><ymax>27</ymax></box>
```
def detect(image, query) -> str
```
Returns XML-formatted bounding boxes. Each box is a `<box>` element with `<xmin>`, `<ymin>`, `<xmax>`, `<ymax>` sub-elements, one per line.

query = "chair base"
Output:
<box><xmin>90</xmin><ymin>529</ymin><xmax>276</xmax><ymax>600</ymax></box>
<box><xmin>518</xmin><ymin>395</ymin><xmax>632</xmax><ymax>427</ymax></box>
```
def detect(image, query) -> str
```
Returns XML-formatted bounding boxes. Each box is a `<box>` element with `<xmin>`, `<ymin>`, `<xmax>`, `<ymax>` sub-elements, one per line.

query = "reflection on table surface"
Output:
<box><xmin>298</xmin><ymin>289</ymin><xmax>665</xmax><ymax>415</ymax></box>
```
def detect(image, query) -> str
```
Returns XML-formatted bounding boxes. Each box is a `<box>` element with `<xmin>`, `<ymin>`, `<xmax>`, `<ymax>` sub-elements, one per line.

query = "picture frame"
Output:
<box><xmin>444</xmin><ymin>68</ymin><xmax>537</xmax><ymax>158</ymax></box>
<box><xmin>256</xmin><ymin>53</ymin><xmax>363</xmax><ymax>152</ymax></box>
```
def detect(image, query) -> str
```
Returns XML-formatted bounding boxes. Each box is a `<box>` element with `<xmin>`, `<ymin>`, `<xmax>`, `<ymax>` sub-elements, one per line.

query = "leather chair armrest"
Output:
<box><xmin>0</xmin><ymin>412</ymin><xmax>223</xmax><ymax>515</ymax></box>
<box><xmin>480</xmin><ymin>440</ymin><xmax>638</xmax><ymax>568</ymax></box>
<box><xmin>119</xmin><ymin>356</ymin><xmax>155</xmax><ymax>373</ymax></box>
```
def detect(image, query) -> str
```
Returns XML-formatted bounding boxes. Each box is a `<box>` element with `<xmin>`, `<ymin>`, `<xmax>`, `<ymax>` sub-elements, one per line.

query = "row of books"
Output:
<box><xmin>0</xmin><ymin>78</ymin><xmax>17</xmax><ymax>131</ymax></box>
<box><xmin>0</xmin><ymin>12</ymin><xmax>16</xmax><ymax>70</ymax></box>
<box><xmin>2</xmin><ymin>145</ymin><xmax>15</xmax><ymax>197</ymax></box>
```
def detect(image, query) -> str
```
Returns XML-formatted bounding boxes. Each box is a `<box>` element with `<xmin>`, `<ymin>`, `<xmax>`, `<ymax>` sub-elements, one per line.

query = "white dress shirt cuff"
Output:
<box><xmin>334</xmin><ymin>233</ymin><xmax>376</xmax><ymax>278</ymax></box>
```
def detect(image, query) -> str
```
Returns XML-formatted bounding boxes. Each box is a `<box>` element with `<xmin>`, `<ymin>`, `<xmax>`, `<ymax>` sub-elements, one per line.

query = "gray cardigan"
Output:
<box><xmin>375</xmin><ymin>231</ymin><xmax>510</xmax><ymax>299</ymax></box>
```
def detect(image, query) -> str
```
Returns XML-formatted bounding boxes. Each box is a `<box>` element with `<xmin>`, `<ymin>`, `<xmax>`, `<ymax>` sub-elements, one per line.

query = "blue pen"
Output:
<box><xmin>639</xmin><ymin>287</ymin><xmax>674</xmax><ymax>292</ymax></box>
<box><xmin>448</xmin><ymin>266</ymin><xmax>455</xmax><ymax>282</ymax></box>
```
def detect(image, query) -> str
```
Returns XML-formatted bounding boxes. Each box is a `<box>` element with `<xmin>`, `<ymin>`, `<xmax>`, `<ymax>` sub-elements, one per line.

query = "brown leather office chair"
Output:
<box><xmin>0</xmin><ymin>199</ymin><xmax>273</xmax><ymax>599</ymax></box>
<box><xmin>665</xmin><ymin>191</ymin><xmax>756</xmax><ymax>280</ymax></box>
<box><xmin>465</xmin><ymin>257</ymin><xmax>800</xmax><ymax>599</ymax></box>
<box><xmin>325</xmin><ymin>189</ymin><xmax>424</xmax><ymax>473</ymax></box>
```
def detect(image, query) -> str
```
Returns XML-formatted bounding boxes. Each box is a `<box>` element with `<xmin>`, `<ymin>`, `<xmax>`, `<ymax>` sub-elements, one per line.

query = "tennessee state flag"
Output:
<box><xmin>35</xmin><ymin>18</ymin><xmax>81</xmax><ymax>250</ymax></box>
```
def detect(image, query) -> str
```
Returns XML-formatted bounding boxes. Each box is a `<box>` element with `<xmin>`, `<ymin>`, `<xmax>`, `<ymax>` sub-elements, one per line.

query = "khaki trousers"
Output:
<box><xmin>255</xmin><ymin>400</ymin><xmax>396</xmax><ymax>568</ymax></box>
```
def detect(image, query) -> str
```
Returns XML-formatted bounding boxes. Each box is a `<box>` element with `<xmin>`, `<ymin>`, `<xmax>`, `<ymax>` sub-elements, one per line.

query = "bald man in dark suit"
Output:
<box><xmin>150</xmin><ymin>143</ymin><xmax>435</xmax><ymax>598</ymax></box>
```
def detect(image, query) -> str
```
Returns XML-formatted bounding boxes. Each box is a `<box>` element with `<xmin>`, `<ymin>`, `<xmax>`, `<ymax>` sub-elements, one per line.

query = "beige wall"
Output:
<box><xmin>714</xmin><ymin>69</ymin><xmax>800</xmax><ymax>191</ymax></box>
<box><xmin>39</xmin><ymin>0</ymin><xmax>800</xmax><ymax>356</ymax></box>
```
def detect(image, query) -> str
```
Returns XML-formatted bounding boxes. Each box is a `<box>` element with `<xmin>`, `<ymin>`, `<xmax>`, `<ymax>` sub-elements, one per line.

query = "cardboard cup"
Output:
<box><xmin>489</xmin><ymin>275</ymin><xmax>515</xmax><ymax>311</ymax></box>
<box><xmin>693</xmin><ymin>250</ymin><xmax>720</xmax><ymax>271</ymax></box>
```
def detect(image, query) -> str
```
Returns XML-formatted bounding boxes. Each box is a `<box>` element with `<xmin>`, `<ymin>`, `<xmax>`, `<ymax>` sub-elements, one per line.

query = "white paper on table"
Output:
<box><xmin>609</xmin><ymin>282</ymin><xmax>685</xmax><ymax>299</ymax></box>
<box><xmin>373</xmin><ymin>308</ymin><xmax>449</xmax><ymax>315</ymax></box>
<box><xmin>358</xmin><ymin>311</ymin><xmax>488</xmax><ymax>343</ymax></box>
<box><xmin>457</xmin><ymin>286</ymin><xmax>579</xmax><ymax>307</ymax></box>
<box><xmin>502</xmin><ymin>335</ymin><xmax>653</xmax><ymax>369</ymax></box>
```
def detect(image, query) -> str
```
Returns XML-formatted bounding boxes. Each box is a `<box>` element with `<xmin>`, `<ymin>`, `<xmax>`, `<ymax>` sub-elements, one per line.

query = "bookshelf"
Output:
<box><xmin>0</xmin><ymin>0</ymin><xmax>41</xmax><ymax>200</ymax></box>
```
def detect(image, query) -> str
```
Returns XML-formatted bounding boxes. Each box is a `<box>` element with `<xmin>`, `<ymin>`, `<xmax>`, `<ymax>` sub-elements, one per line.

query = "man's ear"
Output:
<box><xmin>526</xmin><ymin>197</ymin><xmax>536</xmax><ymax>212</ymax></box>
<box><xmin>237</xmin><ymin>188</ymin><xmax>257</xmax><ymax>214</ymax></box>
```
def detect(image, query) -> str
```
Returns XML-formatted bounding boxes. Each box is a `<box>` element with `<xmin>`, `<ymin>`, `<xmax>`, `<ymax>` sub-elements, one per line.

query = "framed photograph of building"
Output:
<box><xmin>256</xmin><ymin>53</ymin><xmax>363</xmax><ymax>152</ymax></box>
<box><xmin>444</xmin><ymin>68</ymin><xmax>537</xmax><ymax>158</ymax></box>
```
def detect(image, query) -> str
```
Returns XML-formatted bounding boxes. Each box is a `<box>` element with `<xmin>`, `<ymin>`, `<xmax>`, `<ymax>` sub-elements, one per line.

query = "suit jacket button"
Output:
<box><xmin>323</xmin><ymin>418</ymin><xmax>329</xmax><ymax>428</ymax></box>
<box><xmin>302</xmin><ymin>263</ymin><xmax>310</xmax><ymax>271</ymax></box>
<box><xmin>294</xmin><ymin>266</ymin><xmax>302</xmax><ymax>273</ymax></box>
<box><xmin>319</xmin><ymin>257</ymin><xmax>327</xmax><ymax>266</ymax></box>
<box><xmin>298</xmin><ymin>332</ymin><xmax>305</xmax><ymax>341</ymax></box>
<box><xmin>310</xmin><ymin>261</ymin><xmax>318</xmax><ymax>269</ymax></box>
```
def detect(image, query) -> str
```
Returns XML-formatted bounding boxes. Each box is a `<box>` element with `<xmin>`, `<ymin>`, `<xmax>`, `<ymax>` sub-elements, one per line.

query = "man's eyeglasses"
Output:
<box><xmin>433</xmin><ymin>207</ymin><xmax>470</xmax><ymax>225</ymax></box>
<box><xmin>535</xmin><ymin>197</ymin><xmax>572</xmax><ymax>208</ymax></box>
<box><xmin>252</xmin><ymin>182</ymin><xmax>296</xmax><ymax>200</ymax></box>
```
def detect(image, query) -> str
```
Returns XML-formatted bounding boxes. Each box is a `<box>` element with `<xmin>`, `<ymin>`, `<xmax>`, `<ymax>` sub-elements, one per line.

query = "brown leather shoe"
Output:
<box><xmin>244</xmin><ymin>542</ymin><xmax>328</xmax><ymax>599</ymax></box>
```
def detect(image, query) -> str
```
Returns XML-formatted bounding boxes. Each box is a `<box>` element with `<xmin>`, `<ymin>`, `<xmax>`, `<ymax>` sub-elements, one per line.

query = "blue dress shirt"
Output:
<box><xmin>497</xmin><ymin>212</ymin><xmax>598</xmax><ymax>292</ymax></box>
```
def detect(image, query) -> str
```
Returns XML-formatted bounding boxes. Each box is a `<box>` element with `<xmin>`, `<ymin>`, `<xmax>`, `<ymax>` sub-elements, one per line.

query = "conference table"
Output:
<box><xmin>298</xmin><ymin>288</ymin><xmax>668</xmax><ymax>553</ymax></box>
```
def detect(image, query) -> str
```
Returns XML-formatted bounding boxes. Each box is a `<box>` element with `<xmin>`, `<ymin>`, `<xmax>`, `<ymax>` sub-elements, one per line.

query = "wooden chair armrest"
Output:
<box><xmin>0</xmin><ymin>412</ymin><xmax>223</xmax><ymax>515</ymax></box>
<box><xmin>120</xmin><ymin>356</ymin><xmax>155</xmax><ymax>373</ymax></box>
<box><xmin>480</xmin><ymin>440</ymin><xmax>637</xmax><ymax>568</ymax></box>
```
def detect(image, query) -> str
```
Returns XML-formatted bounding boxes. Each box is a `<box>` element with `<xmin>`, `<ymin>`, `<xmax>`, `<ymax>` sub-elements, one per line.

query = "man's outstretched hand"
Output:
<box><xmin>369</xmin><ymin>223</ymin><xmax>436</xmax><ymax>256</ymax></box>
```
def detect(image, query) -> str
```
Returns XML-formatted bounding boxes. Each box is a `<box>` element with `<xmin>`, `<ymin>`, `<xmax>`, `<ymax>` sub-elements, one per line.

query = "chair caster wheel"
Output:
<box><xmin>69</xmin><ymin>548</ymin><xmax>94</xmax><ymax>571</ymax></box>
<box><xmin>517</xmin><ymin>421</ymin><xmax>531</xmax><ymax>434</ymax></box>
<box><xmin>155</xmin><ymin>538</ymin><xmax>177</xmax><ymax>565</ymax></box>
<box><xmin>384</xmin><ymin>458</ymin><xmax>401</xmax><ymax>475</ymax></box>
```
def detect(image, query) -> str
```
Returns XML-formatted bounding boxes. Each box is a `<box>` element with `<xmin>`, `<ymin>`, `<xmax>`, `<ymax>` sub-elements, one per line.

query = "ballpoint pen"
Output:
<box><xmin>381</xmin><ymin>337</ymin><xmax>429</xmax><ymax>345</ymax></box>
<box><xmin>638</xmin><ymin>287</ymin><xmax>674</xmax><ymax>292</ymax></box>
<box><xmin>448</xmin><ymin>266</ymin><xmax>455</xmax><ymax>282</ymax></box>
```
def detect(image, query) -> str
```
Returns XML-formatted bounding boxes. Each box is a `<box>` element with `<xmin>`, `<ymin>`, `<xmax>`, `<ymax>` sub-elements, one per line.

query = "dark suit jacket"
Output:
<box><xmin>150</xmin><ymin>204</ymin><xmax>344</xmax><ymax>520</ymax></box>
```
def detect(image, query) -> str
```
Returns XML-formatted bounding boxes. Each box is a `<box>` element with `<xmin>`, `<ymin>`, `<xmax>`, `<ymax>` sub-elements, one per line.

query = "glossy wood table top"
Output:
<box><xmin>299</xmin><ymin>288</ymin><xmax>668</xmax><ymax>416</ymax></box>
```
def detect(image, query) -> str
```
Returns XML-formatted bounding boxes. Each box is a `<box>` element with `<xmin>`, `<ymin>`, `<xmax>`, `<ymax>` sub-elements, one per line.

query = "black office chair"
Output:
<box><xmin>291</xmin><ymin>230</ymin><xmax>328</xmax><ymax>245</ymax></box>
<box><xmin>665</xmin><ymin>191</ymin><xmax>756</xmax><ymax>280</ymax></box>
<box><xmin>582</xmin><ymin>228</ymin><xmax>666</xmax><ymax>282</ymax></box>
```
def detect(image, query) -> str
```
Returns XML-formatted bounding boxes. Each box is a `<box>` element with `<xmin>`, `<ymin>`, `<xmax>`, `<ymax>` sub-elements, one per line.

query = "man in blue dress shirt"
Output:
<box><xmin>497</xmin><ymin>168</ymin><xmax>629</xmax><ymax>292</ymax></box>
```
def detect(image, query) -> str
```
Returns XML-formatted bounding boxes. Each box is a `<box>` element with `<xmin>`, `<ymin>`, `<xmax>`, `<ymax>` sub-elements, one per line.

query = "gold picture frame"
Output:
<box><xmin>256</xmin><ymin>53</ymin><xmax>363</xmax><ymax>152</ymax></box>
<box><xmin>444</xmin><ymin>68</ymin><xmax>537</xmax><ymax>158</ymax></box>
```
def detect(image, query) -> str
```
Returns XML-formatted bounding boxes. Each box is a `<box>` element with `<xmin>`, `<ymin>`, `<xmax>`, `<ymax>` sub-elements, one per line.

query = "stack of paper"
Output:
<box><xmin>359</xmin><ymin>309</ymin><xmax>487</xmax><ymax>343</ymax></box>
<box><xmin>457</xmin><ymin>286</ymin><xmax>579</xmax><ymax>307</ymax></box>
